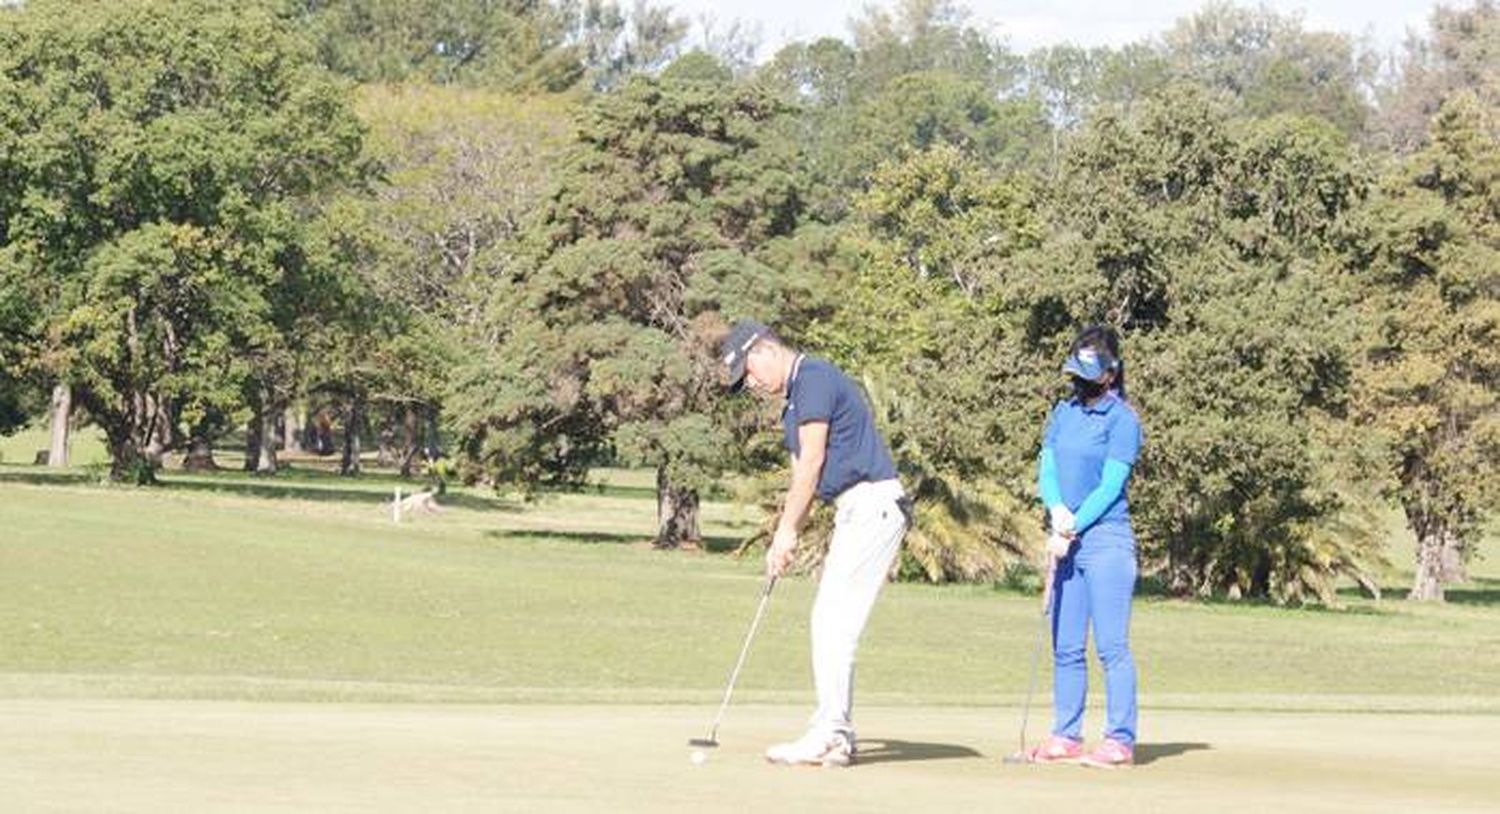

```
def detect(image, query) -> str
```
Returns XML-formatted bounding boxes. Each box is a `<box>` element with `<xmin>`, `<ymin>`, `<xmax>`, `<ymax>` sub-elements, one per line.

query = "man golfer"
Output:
<box><xmin>720</xmin><ymin>320</ymin><xmax>910</xmax><ymax>768</ymax></box>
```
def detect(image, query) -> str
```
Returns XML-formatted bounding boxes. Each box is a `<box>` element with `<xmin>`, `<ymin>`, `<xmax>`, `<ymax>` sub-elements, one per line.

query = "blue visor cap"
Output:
<box><xmin>1062</xmin><ymin>346</ymin><xmax>1114</xmax><ymax>381</ymax></box>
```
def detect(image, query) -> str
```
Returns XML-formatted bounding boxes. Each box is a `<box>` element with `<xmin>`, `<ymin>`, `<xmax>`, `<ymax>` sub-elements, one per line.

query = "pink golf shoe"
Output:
<box><xmin>1079</xmin><ymin>738</ymin><xmax>1133</xmax><ymax>769</ymax></box>
<box><xmin>1026</xmin><ymin>735</ymin><xmax>1084</xmax><ymax>764</ymax></box>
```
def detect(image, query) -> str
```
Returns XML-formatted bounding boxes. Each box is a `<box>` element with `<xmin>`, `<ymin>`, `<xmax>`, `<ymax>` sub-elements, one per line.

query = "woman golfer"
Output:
<box><xmin>1030</xmin><ymin>325</ymin><xmax>1142</xmax><ymax>769</ymax></box>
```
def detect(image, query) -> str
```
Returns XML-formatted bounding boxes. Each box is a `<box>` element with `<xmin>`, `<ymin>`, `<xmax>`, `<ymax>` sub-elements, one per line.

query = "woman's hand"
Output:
<box><xmin>1046</xmin><ymin>532</ymin><xmax>1072</xmax><ymax>560</ymax></box>
<box><xmin>1049</xmin><ymin>505</ymin><xmax>1076</xmax><ymax>537</ymax></box>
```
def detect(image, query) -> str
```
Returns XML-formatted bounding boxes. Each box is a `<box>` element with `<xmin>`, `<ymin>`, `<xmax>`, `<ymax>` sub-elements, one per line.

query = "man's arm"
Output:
<box><xmin>767</xmin><ymin>420</ymin><xmax>828</xmax><ymax>577</ymax></box>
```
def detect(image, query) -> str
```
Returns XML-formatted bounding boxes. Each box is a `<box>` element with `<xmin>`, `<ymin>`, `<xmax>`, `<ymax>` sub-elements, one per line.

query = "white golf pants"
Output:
<box><xmin>810</xmin><ymin>478</ymin><xmax>908</xmax><ymax>740</ymax></box>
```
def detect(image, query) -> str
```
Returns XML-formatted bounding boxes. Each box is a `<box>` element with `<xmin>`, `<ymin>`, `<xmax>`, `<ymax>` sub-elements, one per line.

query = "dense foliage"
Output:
<box><xmin>1</xmin><ymin>0</ymin><xmax>1495</xmax><ymax>601</ymax></box>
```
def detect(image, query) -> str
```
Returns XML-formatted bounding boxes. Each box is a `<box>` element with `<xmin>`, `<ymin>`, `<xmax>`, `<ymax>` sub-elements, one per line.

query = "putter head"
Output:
<box><xmin>1001</xmin><ymin>750</ymin><xmax>1031</xmax><ymax>765</ymax></box>
<box><xmin>687</xmin><ymin>738</ymin><xmax>719</xmax><ymax>749</ymax></box>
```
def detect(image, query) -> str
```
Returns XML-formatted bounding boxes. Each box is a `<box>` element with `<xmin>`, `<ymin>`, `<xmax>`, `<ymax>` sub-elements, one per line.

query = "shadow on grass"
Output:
<box><xmin>0</xmin><ymin>469</ymin><xmax>92</xmax><ymax>487</ymax></box>
<box><xmin>1135</xmin><ymin>742</ymin><xmax>1211</xmax><ymax>766</ymax></box>
<box><xmin>855</xmin><ymin>739</ymin><xmax>982</xmax><ymax>766</ymax></box>
<box><xmin>1444</xmin><ymin>578</ymin><xmax>1500</xmax><ymax>606</ymax></box>
<box><xmin>482</xmin><ymin>529</ymin><xmax>747</xmax><ymax>551</ymax></box>
<box><xmin>0</xmin><ymin>465</ymin><xmax>519</xmax><ymax>513</ymax></box>
<box><xmin>581</xmin><ymin>483</ymin><xmax>659</xmax><ymax>500</ymax></box>
<box><xmin>161</xmin><ymin>478</ymin><xmax>520</xmax><ymax>513</ymax></box>
<box><xmin>1333</xmin><ymin>577</ymin><xmax>1500</xmax><ymax>607</ymax></box>
<box><xmin>577</xmin><ymin>482</ymin><xmax>732</xmax><ymax>502</ymax></box>
<box><xmin>485</xmin><ymin>529</ymin><xmax>649</xmax><ymax>545</ymax></box>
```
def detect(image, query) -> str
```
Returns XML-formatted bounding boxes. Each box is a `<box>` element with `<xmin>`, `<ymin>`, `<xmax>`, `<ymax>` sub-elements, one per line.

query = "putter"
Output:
<box><xmin>688</xmin><ymin>575</ymin><xmax>778</xmax><ymax>749</ymax></box>
<box><xmin>1003</xmin><ymin>552</ymin><xmax>1058</xmax><ymax>765</ymax></box>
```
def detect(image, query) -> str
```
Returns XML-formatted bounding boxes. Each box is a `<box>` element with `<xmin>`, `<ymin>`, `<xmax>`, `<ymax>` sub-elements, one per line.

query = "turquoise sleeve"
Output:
<box><xmin>1073</xmin><ymin>458</ymin><xmax>1132</xmax><ymax>531</ymax></box>
<box><xmin>1038</xmin><ymin>447</ymin><xmax>1063</xmax><ymax>509</ymax></box>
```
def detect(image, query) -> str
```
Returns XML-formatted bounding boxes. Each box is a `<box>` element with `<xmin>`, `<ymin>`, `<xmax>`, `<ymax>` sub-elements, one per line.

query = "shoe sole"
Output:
<box><xmin>764</xmin><ymin>754</ymin><xmax>855</xmax><ymax>769</ymax></box>
<box><xmin>1079</xmin><ymin>759</ymin><xmax>1131</xmax><ymax>769</ymax></box>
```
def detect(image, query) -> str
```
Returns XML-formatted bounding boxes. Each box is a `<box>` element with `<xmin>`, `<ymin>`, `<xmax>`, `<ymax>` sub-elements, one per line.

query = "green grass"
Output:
<box><xmin>0</xmin><ymin>423</ymin><xmax>110</xmax><ymax>467</ymax></box>
<box><xmin>2</xmin><ymin>463</ymin><xmax>1498</xmax><ymax>711</ymax></box>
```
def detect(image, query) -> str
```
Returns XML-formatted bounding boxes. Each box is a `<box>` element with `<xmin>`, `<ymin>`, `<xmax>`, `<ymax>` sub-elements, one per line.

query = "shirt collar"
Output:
<box><xmin>784</xmin><ymin>354</ymin><xmax>806</xmax><ymax>402</ymax></box>
<box><xmin>1073</xmin><ymin>390</ymin><xmax>1120</xmax><ymax>415</ymax></box>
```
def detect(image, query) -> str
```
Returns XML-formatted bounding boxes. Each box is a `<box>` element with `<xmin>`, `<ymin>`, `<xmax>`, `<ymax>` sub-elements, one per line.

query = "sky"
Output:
<box><xmin>666</xmin><ymin>0</ymin><xmax>1443</xmax><ymax>58</ymax></box>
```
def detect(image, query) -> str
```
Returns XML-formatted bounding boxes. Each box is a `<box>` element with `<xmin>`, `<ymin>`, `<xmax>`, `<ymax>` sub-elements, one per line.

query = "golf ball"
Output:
<box><xmin>690</xmin><ymin>749</ymin><xmax>707</xmax><ymax>765</ymax></box>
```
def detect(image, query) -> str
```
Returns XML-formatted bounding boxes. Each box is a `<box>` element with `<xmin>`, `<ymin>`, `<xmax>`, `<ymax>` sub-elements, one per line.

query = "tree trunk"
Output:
<box><xmin>1410</xmin><ymin>526</ymin><xmax>1446</xmax><ymax>601</ymax></box>
<box><xmin>46</xmin><ymin>383</ymin><xmax>71</xmax><ymax>467</ymax></box>
<box><xmin>106</xmin><ymin>430</ymin><xmax>154</xmax><ymax>485</ymax></box>
<box><xmin>312</xmin><ymin>408</ymin><xmax>335</xmax><ymax>455</ymax></box>
<box><xmin>243</xmin><ymin>416</ymin><xmax>260</xmax><ymax>472</ymax></box>
<box><xmin>377</xmin><ymin>411</ymin><xmax>397</xmax><ymax>468</ymax></box>
<box><xmin>341</xmin><ymin>396</ymin><xmax>364</xmax><ymax>476</ymax></box>
<box><xmin>256</xmin><ymin>399</ymin><xmax>278</xmax><ymax>474</ymax></box>
<box><xmin>424</xmin><ymin>406</ymin><xmax>442</xmax><ymax>460</ymax></box>
<box><xmin>1408</xmin><ymin>508</ymin><xmax>1468</xmax><ymax>602</ymax></box>
<box><xmin>143</xmin><ymin>393</ymin><xmax>172</xmax><ymax>469</ymax></box>
<box><xmin>283</xmin><ymin>405</ymin><xmax>305</xmax><ymax>455</ymax></box>
<box><xmin>654</xmin><ymin>465</ymin><xmax>701</xmax><ymax>549</ymax></box>
<box><xmin>399</xmin><ymin>404</ymin><xmax>420</xmax><ymax>477</ymax></box>
<box><xmin>182</xmin><ymin>435</ymin><xmax>220</xmax><ymax>471</ymax></box>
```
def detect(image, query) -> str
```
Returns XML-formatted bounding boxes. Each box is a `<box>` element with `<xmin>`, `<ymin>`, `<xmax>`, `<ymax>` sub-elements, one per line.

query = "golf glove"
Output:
<box><xmin>1048</xmin><ymin>505</ymin><xmax>1076</xmax><ymax>536</ymax></box>
<box><xmin>1046</xmin><ymin>532</ymin><xmax>1071</xmax><ymax>559</ymax></box>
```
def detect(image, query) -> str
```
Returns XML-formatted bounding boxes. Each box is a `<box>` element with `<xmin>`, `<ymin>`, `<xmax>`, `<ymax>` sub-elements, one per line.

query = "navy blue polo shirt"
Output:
<box><xmin>781</xmin><ymin>357</ymin><xmax>898</xmax><ymax>502</ymax></box>
<box><xmin>1043</xmin><ymin>391</ymin><xmax>1142</xmax><ymax>527</ymax></box>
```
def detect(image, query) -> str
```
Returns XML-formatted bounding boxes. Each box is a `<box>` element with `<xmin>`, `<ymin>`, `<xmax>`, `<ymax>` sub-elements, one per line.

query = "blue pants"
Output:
<box><xmin>1049</xmin><ymin>527</ymin><xmax>1138</xmax><ymax>746</ymax></box>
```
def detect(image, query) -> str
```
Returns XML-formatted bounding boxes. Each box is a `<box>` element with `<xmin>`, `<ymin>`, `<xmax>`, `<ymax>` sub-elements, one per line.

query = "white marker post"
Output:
<box><xmin>393</xmin><ymin>487</ymin><xmax>402</xmax><ymax>524</ymax></box>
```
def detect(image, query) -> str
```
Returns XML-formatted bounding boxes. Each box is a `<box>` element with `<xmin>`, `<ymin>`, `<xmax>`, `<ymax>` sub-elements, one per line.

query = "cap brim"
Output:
<box><xmin>723</xmin><ymin>360</ymin><xmax>748</xmax><ymax>393</ymax></box>
<box><xmin>1062</xmin><ymin>356</ymin><xmax>1107</xmax><ymax>381</ymax></box>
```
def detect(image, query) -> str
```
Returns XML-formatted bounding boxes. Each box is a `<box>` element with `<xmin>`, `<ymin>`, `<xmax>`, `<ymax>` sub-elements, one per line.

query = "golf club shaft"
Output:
<box><xmin>1016</xmin><ymin>556</ymin><xmax>1057</xmax><ymax>755</ymax></box>
<box><xmin>705</xmin><ymin>575</ymin><xmax>777</xmax><ymax>741</ymax></box>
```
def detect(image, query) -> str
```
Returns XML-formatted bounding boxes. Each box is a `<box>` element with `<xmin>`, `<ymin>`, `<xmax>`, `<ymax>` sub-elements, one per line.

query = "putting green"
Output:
<box><xmin>2</xmin><ymin>701</ymin><xmax>1495</xmax><ymax>812</ymax></box>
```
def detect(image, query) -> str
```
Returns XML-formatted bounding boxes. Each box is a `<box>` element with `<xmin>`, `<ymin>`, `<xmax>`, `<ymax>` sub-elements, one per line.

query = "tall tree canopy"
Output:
<box><xmin>0</xmin><ymin>0</ymin><xmax>367</xmax><ymax>480</ymax></box>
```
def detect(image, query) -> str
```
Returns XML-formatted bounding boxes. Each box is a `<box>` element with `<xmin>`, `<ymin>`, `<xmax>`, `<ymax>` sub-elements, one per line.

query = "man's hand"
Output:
<box><xmin>766</xmin><ymin>525</ymin><xmax>798</xmax><ymax>577</ymax></box>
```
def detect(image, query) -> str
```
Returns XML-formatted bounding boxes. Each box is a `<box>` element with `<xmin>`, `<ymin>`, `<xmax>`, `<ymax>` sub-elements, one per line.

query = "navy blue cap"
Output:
<box><xmin>1063</xmin><ymin>345</ymin><xmax>1115</xmax><ymax>381</ymax></box>
<box><xmin>720</xmin><ymin>320</ymin><xmax>771</xmax><ymax>392</ymax></box>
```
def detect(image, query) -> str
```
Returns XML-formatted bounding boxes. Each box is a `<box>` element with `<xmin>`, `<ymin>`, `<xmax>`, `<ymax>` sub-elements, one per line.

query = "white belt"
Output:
<box><xmin>834</xmin><ymin>478</ymin><xmax>905</xmax><ymax>513</ymax></box>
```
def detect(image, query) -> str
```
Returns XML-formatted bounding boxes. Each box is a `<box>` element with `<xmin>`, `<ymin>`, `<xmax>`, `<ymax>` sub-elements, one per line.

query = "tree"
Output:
<box><xmin>758</xmin><ymin>1</ymin><xmax>1043</xmax><ymax>223</ymax></box>
<box><xmin>451</xmin><ymin>58</ymin><xmax>815</xmax><ymax>546</ymax></box>
<box><xmin>1353</xmin><ymin>92</ymin><xmax>1500</xmax><ymax>601</ymax></box>
<box><xmin>801</xmin><ymin>146</ymin><xmax>1047</xmax><ymax>581</ymax></box>
<box><xmin>322</xmin><ymin>85</ymin><xmax>575</xmax><ymax>478</ymax></box>
<box><xmin>1024</xmin><ymin>44</ymin><xmax>1172</xmax><ymax>172</ymax></box>
<box><xmin>848</xmin><ymin>0</ymin><xmax>1016</xmax><ymax>94</ymax></box>
<box><xmin>297</xmin><ymin>0</ymin><xmax>688</xmax><ymax>92</ymax></box>
<box><xmin>1162</xmin><ymin>2</ymin><xmax>1375</xmax><ymax>136</ymax></box>
<box><xmin>0</xmin><ymin>0</ymin><xmax>366</xmax><ymax>481</ymax></box>
<box><xmin>995</xmin><ymin>85</ymin><xmax>1378</xmax><ymax>602</ymax></box>
<box><xmin>1375</xmin><ymin>1</ymin><xmax>1500</xmax><ymax>152</ymax></box>
<box><xmin>0</xmin><ymin>262</ymin><xmax>32</xmax><ymax>435</ymax></box>
<box><xmin>848</xmin><ymin>71</ymin><xmax>1048</xmax><ymax>182</ymax></box>
<box><xmin>857</xmin><ymin>143</ymin><xmax>1041</xmax><ymax>297</ymax></box>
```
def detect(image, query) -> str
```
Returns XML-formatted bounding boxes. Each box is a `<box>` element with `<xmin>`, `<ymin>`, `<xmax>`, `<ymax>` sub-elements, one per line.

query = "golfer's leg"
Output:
<box><xmin>810</xmin><ymin>495</ymin><xmax>906</xmax><ymax>739</ymax></box>
<box><xmin>1050</xmin><ymin>555</ymin><xmax>1090</xmax><ymax>742</ymax></box>
<box><xmin>1085</xmin><ymin>541</ymin><xmax>1139</xmax><ymax>746</ymax></box>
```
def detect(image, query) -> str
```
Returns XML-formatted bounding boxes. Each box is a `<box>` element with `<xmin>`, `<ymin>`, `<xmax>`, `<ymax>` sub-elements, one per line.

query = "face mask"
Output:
<box><xmin>1072</xmin><ymin>376</ymin><xmax>1107</xmax><ymax>402</ymax></box>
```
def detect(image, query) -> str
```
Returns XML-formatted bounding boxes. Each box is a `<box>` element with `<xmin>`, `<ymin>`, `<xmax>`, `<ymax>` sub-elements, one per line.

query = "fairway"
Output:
<box><xmin>3</xmin><ymin>470</ymin><xmax>1500</xmax><ymax>811</ymax></box>
<box><xmin>5</xmin><ymin>0</ymin><xmax>1500</xmax><ymax>811</ymax></box>
<box><xmin>3</xmin><ymin>702</ymin><xmax>1497</xmax><ymax>812</ymax></box>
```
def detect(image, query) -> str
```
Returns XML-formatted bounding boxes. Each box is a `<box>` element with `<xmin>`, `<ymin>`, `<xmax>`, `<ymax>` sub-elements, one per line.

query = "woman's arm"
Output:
<box><xmin>1038</xmin><ymin>447</ymin><xmax>1064</xmax><ymax>509</ymax></box>
<box><xmin>1071</xmin><ymin>458</ymin><xmax>1132</xmax><ymax>533</ymax></box>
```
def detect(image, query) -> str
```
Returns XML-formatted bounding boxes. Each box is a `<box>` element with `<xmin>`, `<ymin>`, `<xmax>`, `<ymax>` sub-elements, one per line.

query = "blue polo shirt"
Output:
<box><xmin>782</xmin><ymin>356</ymin><xmax>898</xmax><ymax>502</ymax></box>
<box><xmin>1043</xmin><ymin>392</ymin><xmax>1142</xmax><ymax>528</ymax></box>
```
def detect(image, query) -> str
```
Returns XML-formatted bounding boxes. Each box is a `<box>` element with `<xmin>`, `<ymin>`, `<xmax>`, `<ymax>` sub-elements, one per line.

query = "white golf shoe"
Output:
<box><xmin>764</xmin><ymin>730</ymin><xmax>855</xmax><ymax>768</ymax></box>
